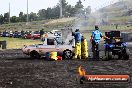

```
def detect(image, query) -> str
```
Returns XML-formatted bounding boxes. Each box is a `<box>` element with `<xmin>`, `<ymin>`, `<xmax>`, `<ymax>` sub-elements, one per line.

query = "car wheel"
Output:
<box><xmin>30</xmin><ymin>51</ymin><xmax>40</xmax><ymax>59</ymax></box>
<box><xmin>102</xmin><ymin>51</ymin><xmax>112</xmax><ymax>61</ymax></box>
<box><xmin>63</xmin><ymin>49</ymin><xmax>73</xmax><ymax>59</ymax></box>
<box><xmin>107</xmin><ymin>51</ymin><xmax>112</xmax><ymax>60</ymax></box>
<box><xmin>118</xmin><ymin>54</ymin><xmax>122</xmax><ymax>59</ymax></box>
<box><xmin>122</xmin><ymin>49</ymin><xmax>129</xmax><ymax>60</ymax></box>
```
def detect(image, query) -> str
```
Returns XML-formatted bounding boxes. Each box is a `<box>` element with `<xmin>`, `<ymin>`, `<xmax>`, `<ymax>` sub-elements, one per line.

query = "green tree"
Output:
<box><xmin>3</xmin><ymin>12</ymin><xmax>9</xmax><ymax>23</ymax></box>
<box><xmin>19</xmin><ymin>12</ymin><xmax>24</xmax><ymax>22</ymax></box>
<box><xmin>29</xmin><ymin>12</ymin><xmax>38</xmax><ymax>21</ymax></box>
<box><xmin>46</xmin><ymin>7</ymin><xmax>52</xmax><ymax>19</ymax></box>
<box><xmin>10</xmin><ymin>16</ymin><xmax>19</xmax><ymax>23</ymax></box>
<box><xmin>38</xmin><ymin>9</ymin><xmax>47</xmax><ymax>20</ymax></box>
<box><xmin>22</xmin><ymin>14</ymin><xmax>27</xmax><ymax>22</ymax></box>
<box><xmin>51</xmin><ymin>5</ymin><xmax>60</xmax><ymax>19</ymax></box>
<box><xmin>65</xmin><ymin>5</ymin><xmax>76</xmax><ymax>17</ymax></box>
<box><xmin>0</xmin><ymin>14</ymin><xmax>4</xmax><ymax>24</ymax></box>
<box><xmin>61</xmin><ymin>0</ymin><xmax>68</xmax><ymax>16</ymax></box>
<box><xmin>75</xmin><ymin>0</ymin><xmax>84</xmax><ymax>14</ymax></box>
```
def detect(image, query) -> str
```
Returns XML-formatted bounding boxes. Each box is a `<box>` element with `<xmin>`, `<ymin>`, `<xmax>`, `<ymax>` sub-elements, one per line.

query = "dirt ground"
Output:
<box><xmin>0</xmin><ymin>46</ymin><xmax>132</xmax><ymax>88</ymax></box>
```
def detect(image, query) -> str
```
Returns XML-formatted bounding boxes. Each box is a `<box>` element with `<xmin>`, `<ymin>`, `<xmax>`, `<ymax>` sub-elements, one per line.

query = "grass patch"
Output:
<box><xmin>80</xmin><ymin>25</ymin><xmax>132</xmax><ymax>31</ymax></box>
<box><xmin>0</xmin><ymin>17</ymin><xmax>76</xmax><ymax>32</ymax></box>
<box><xmin>109</xmin><ymin>16</ymin><xmax>132</xmax><ymax>21</ymax></box>
<box><xmin>0</xmin><ymin>37</ymin><xmax>42</xmax><ymax>49</ymax></box>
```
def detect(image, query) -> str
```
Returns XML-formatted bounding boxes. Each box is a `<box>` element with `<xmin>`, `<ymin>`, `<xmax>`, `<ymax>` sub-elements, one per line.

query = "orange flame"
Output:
<box><xmin>78</xmin><ymin>66</ymin><xmax>86</xmax><ymax>76</ymax></box>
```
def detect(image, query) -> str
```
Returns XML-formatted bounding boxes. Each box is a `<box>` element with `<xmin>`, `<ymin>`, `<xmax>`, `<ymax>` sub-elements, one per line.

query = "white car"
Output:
<box><xmin>22</xmin><ymin>38</ymin><xmax>75</xmax><ymax>59</ymax></box>
<box><xmin>22</xmin><ymin>28</ymin><xmax>75</xmax><ymax>59</ymax></box>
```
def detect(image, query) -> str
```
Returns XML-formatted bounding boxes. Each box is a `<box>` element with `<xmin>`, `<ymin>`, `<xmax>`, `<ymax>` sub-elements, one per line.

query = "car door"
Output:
<box><xmin>37</xmin><ymin>45</ymin><xmax>56</xmax><ymax>55</ymax></box>
<box><xmin>55</xmin><ymin>45</ymin><xmax>63</xmax><ymax>55</ymax></box>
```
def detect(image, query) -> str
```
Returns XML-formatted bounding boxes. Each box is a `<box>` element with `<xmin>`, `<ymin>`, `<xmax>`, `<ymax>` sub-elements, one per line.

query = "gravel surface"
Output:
<box><xmin>0</xmin><ymin>47</ymin><xmax>131</xmax><ymax>88</ymax></box>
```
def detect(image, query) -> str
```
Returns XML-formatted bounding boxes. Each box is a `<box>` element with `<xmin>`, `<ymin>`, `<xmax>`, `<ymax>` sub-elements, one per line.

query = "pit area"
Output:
<box><xmin>0</xmin><ymin>46</ymin><xmax>131</xmax><ymax>88</ymax></box>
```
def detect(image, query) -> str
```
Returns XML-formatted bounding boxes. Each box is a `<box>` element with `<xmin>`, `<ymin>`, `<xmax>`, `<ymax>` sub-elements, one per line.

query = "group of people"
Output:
<box><xmin>73</xmin><ymin>25</ymin><xmax>108</xmax><ymax>60</ymax></box>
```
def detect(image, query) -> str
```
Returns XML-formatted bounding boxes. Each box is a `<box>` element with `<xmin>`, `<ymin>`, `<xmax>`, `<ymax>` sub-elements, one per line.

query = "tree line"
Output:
<box><xmin>0</xmin><ymin>0</ymin><xmax>91</xmax><ymax>24</ymax></box>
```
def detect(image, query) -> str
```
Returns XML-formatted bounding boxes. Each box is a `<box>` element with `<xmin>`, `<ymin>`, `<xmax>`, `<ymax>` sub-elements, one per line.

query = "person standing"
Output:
<box><xmin>74</xmin><ymin>29</ymin><xmax>82</xmax><ymax>59</ymax></box>
<box><xmin>40</xmin><ymin>29</ymin><xmax>44</xmax><ymax>37</ymax></box>
<box><xmin>90</xmin><ymin>25</ymin><xmax>106</xmax><ymax>60</ymax></box>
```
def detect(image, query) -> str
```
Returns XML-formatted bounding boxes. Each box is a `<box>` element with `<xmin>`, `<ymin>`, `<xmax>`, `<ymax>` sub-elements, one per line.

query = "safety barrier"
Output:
<box><xmin>0</xmin><ymin>41</ymin><xmax>6</xmax><ymax>49</ymax></box>
<box><xmin>74</xmin><ymin>43</ymin><xmax>81</xmax><ymax>59</ymax></box>
<box><xmin>50</xmin><ymin>52</ymin><xmax>58</xmax><ymax>60</ymax></box>
<box><xmin>81</xmin><ymin>39</ymin><xmax>88</xmax><ymax>59</ymax></box>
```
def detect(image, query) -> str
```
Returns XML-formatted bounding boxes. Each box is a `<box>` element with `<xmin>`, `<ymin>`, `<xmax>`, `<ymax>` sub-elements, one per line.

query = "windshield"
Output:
<box><xmin>34</xmin><ymin>31</ymin><xmax>40</xmax><ymax>34</ymax></box>
<box><xmin>55</xmin><ymin>37</ymin><xmax>63</xmax><ymax>45</ymax></box>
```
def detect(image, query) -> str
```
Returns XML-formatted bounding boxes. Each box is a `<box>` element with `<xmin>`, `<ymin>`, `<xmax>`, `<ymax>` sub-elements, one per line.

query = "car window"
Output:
<box><xmin>34</xmin><ymin>31</ymin><xmax>40</xmax><ymax>34</ymax></box>
<box><xmin>55</xmin><ymin>37</ymin><xmax>63</xmax><ymax>45</ymax></box>
<box><xmin>47</xmin><ymin>38</ymin><xmax>55</xmax><ymax>45</ymax></box>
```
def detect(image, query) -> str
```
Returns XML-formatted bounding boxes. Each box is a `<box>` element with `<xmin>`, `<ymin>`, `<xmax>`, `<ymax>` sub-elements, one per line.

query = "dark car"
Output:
<box><xmin>2</xmin><ymin>31</ymin><xmax>10</xmax><ymax>37</ymax></box>
<box><xmin>13</xmin><ymin>31</ymin><xmax>21</xmax><ymax>38</ymax></box>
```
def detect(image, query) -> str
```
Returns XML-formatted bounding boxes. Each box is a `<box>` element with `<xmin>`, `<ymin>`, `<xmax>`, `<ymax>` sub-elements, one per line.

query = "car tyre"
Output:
<box><xmin>63</xmin><ymin>49</ymin><xmax>73</xmax><ymax>60</ymax></box>
<box><xmin>122</xmin><ymin>49</ymin><xmax>129</xmax><ymax>60</ymax></box>
<box><xmin>102</xmin><ymin>51</ymin><xmax>112</xmax><ymax>61</ymax></box>
<box><xmin>30</xmin><ymin>51</ymin><xmax>40</xmax><ymax>59</ymax></box>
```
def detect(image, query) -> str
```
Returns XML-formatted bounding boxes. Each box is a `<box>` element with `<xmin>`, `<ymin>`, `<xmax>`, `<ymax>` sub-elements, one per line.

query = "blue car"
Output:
<box><xmin>13</xmin><ymin>31</ymin><xmax>21</xmax><ymax>38</ymax></box>
<box><xmin>2</xmin><ymin>31</ymin><xmax>10</xmax><ymax>37</ymax></box>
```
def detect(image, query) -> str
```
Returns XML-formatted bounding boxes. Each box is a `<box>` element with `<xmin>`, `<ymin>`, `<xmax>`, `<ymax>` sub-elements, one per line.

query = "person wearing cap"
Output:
<box><xmin>90</xmin><ymin>25</ymin><xmax>107</xmax><ymax>60</ymax></box>
<box><xmin>74</xmin><ymin>29</ymin><xmax>82</xmax><ymax>59</ymax></box>
<box><xmin>90</xmin><ymin>25</ymin><xmax>103</xmax><ymax>43</ymax></box>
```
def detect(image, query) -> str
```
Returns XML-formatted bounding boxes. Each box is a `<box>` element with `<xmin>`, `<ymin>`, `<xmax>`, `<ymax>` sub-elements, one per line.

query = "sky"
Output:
<box><xmin>0</xmin><ymin>0</ymin><xmax>119</xmax><ymax>16</ymax></box>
